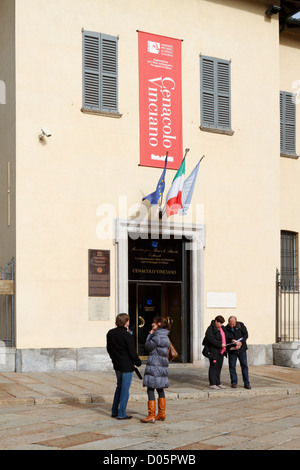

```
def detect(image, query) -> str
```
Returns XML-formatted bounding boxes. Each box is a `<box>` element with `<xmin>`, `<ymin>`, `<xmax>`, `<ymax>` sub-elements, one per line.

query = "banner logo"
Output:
<box><xmin>148</xmin><ymin>41</ymin><xmax>160</xmax><ymax>54</ymax></box>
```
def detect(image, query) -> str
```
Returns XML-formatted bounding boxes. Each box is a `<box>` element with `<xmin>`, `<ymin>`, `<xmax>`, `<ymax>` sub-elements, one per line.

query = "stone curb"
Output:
<box><xmin>1</xmin><ymin>386</ymin><xmax>298</xmax><ymax>408</ymax></box>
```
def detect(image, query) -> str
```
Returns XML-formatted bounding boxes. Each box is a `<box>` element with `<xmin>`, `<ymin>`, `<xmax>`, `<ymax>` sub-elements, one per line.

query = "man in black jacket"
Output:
<box><xmin>225</xmin><ymin>316</ymin><xmax>251</xmax><ymax>389</ymax></box>
<box><xmin>106</xmin><ymin>313</ymin><xmax>141</xmax><ymax>419</ymax></box>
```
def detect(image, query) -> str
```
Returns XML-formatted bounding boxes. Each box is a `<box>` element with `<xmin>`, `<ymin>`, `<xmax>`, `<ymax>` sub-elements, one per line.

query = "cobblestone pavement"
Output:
<box><xmin>0</xmin><ymin>393</ymin><xmax>299</xmax><ymax>451</ymax></box>
<box><xmin>0</xmin><ymin>365</ymin><xmax>298</xmax><ymax>451</ymax></box>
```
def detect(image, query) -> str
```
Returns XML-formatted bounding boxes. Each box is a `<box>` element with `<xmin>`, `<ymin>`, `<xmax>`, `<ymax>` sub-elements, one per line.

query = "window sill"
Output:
<box><xmin>81</xmin><ymin>108</ymin><xmax>123</xmax><ymax>118</ymax></box>
<box><xmin>280</xmin><ymin>153</ymin><xmax>299</xmax><ymax>160</ymax></box>
<box><xmin>200</xmin><ymin>125</ymin><xmax>234</xmax><ymax>136</ymax></box>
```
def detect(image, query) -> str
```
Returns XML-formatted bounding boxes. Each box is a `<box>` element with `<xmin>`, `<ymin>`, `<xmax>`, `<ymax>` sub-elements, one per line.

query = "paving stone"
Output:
<box><xmin>0</xmin><ymin>365</ymin><xmax>297</xmax><ymax>450</ymax></box>
<box><xmin>175</xmin><ymin>442</ymin><xmax>221</xmax><ymax>450</ymax></box>
<box><xmin>35</xmin><ymin>431</ymin><xmax>112</xmax><ymax>449</ymax></box>
<box><xmin>269</xmin><ymin>437</ymin><xmax>300</xmax><ymax>450</ymax></box>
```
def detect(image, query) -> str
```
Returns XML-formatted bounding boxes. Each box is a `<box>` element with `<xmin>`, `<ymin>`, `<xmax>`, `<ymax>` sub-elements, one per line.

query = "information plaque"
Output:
<box><xmin>88</xmin><ymin>250</ymin><xmax>110</xmax><ymax>297</ymax></box>
<box><xmin>88</xmin><ymin>297</ymin><xmax>110</xmax><ymax>321</ymax></box>
<box><xmin>0</xmin><ymin>280</ymin><xmax>14</xmax><ymax>295</ymax></box>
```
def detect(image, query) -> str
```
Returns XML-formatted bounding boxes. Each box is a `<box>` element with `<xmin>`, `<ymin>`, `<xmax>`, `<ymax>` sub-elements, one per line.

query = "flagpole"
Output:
<box><xmin>159</xmin><ymin>152</ymin><xmax>168</xmax><ymax>207</ymax></box>
<box><xmin>159</xmin><ymin>151</ymin><xmax>168</xmax><ymax>220</ymax></box>
<box><xmin>161</xmin><ymin>148</ymin><xmax>190</xmax><ymax>216</ymax></box>
<box><xmin>184</xmin><ymin>148</ymin><xmax>190</xmax><ymax>158</ymax></box>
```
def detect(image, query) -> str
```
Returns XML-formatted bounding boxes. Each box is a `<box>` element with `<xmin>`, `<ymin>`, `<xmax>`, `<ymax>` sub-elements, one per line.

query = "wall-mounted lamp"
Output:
<box><xmin>39</xmin><ymin>127</ymin><xmax>52</xmax><ymax>140</ymax></box>
<box><xmin>265</xmin><ymin>5</ymin><xmax>281</xmax><ymax>16</ymax></box>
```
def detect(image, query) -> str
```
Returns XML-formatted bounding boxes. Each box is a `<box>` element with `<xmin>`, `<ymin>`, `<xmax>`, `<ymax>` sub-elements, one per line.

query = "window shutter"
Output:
<box><xmin>280</xmin><ymin>91</ymin><xmax>296</xmax><ymax>155</ymax></box>
<box><xmin>83</xmin><ymin>31</ymin><xmax>100</xmax><ymax>110</ymax></box>
<box><xmin>217</xmin><ymin>60</ymin><xmax>230</xmax><ymax>129</ymax></box>
<box><xmin>280</xmin><ymin>92</ymin><xmax>283</xmax><ymax>153</ymax></box>
<box><xmin>201</xmin><ymin>57</ymin><xmax>215</xmax><ymax>127</ymax></box>
<box><xmin>201</xmin><ymin>56</ymin><xmax>231</xmax><ymax>130</ymax></box>
<box><xmin>100</xmin><ymin>34</ymin><xmax>118</xmax><ymax>112</ymax></box>
<box><xmin>83</xmin><ymin>31</ymin><xmax>118</xmax><ymax>113</ymax></box>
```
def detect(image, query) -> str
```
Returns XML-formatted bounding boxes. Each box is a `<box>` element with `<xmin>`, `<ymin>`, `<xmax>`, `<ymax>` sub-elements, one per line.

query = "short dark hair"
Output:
<box><xmin>115</xmin><ymin>313</ymin><xmax>129</xmax><ymax>327</ymax></box>
<box><xmin>215</xmin><ymin>315</ymin><xmax>225</xmax><ymax>324</ymax></box>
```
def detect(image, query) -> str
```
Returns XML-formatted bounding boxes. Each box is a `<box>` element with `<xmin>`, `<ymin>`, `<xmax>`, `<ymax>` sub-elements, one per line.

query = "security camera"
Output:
<box><xmin>39</xmin><ymin>127</ymin><xmax>52</xmax><ymax>139</ymax></box>
<box><xmin>265</xmin><ymin>5</ymin><xmax>281</xmax><ymax>16</ymax></box>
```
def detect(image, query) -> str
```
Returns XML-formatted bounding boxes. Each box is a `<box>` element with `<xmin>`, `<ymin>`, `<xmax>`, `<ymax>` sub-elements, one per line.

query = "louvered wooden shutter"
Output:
<box><xmin>83</xmin><ymin>31</ymin><xmax>118</xmax><ymax>113</ymax></box>
<box><xmin>201</xmin><ymin>56</ymin><xmax>231</xmax><ymax>130</ymax></box>
<box><xmin>217</xmin><ymin>60</ymin><xmax>230</xmax><ymax>129</ymax></box>
<box><xmin>83</xmin><ymin>31</ymin><xmax>100</xmax><ymax>109</ymax></box>
<box><xmin>101</xmin><ymin>34</ymin><xmax>118</xmax><ymax>112</ymax></box>
<box><xmin>201</xmin><ymin>57</ymin><xmax>215</xmax><ymax>127</ymax></box>
<box><xmin>280</xmin><ymin>91</ymin><xmax>296</xmax><ymax>155</ymax></box>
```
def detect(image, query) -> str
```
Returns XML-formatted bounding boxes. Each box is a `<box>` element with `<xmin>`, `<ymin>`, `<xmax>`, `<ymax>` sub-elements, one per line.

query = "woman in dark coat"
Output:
<box><xmin>140</xmin><ymin>316</ymin><xmax>170</xmax><ymax>423</ymax></box>
<box><xmin>202</xmin><ymin>315</ymin><xmax>227</xmax><ymax>390</ymax></box>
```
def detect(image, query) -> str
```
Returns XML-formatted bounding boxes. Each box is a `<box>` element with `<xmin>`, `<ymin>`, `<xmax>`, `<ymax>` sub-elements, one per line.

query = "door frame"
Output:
<box><xmin>114</xmin><ymin>218</ymin><xmax>205</xmax><ymax>364</ymax></box>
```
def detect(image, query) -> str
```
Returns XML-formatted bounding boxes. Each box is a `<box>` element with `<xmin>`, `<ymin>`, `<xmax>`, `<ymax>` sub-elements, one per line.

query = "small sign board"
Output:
<box><xmin>0</xmin><ymin>280</ymin><xmax>14</xmax><ymax>295</ymax></box>
<box><xmin>88</xmin><ymin>250</ymin><xmax>110</xmax><ymax>297</ymax></box>
<box><xmin>88</xmin><ymin>297</ymin><xmax>110</xmax><ymax>321</ymax></box>
<box><xmin>128</xmin><ymin>237</ymin><xmax>182</xmax><ymax>282</ymax></box>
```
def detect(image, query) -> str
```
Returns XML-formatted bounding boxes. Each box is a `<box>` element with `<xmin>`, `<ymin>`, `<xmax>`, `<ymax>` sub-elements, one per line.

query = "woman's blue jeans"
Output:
<box><xmin>111</xmin><ymin>371</ymin><xmax>133</xmax><ymax>418</ymax></box>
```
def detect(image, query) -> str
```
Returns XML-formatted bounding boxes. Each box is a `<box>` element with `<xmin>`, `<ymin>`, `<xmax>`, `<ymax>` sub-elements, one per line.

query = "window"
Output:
<box><xmin>200</xmin><ymin>55</ymin><xmax>232</xmax><ymax>134</ymax></box>
<box><xmin>280</xmin><ymin>91</ymin><xmax>297</xmax><ymax>157</ymax></box>
<box><xmin>281</xmin><ymin>230</ymin><xmax>298</xmax><ymax>290</ymax></box>
<box><xmin>82</xmin><ymin>30</ymin><xmax>120</xmax><ymax>116</ymax></box>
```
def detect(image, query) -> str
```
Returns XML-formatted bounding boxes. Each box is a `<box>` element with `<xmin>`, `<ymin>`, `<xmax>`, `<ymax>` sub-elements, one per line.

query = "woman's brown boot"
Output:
<box><xmin>156</xmin><ymin>398</ymin><xmax>166</xmax><ymax>421</ymax></box>
<box><xmin>140</xmin><ymin>401</ymin><xmax>156</xmax><ymax>423</ymax></box>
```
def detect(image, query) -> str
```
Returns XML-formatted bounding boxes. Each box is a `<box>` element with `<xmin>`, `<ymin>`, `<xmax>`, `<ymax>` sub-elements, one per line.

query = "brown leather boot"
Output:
<box><xmin>156</xmin><ymin>398</ymin><xmax>166</xmax><ymax>421</ymax></box>
<box><xmin>140</xmin><ymin>400</ymin><xmax>156</xmax><ymax>423</ymax></box>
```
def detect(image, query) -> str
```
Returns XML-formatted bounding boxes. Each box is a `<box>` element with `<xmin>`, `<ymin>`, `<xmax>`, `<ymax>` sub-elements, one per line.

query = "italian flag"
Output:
<box><xmin>165</xmin><ymin>158</ymin><xmax>186</xmax><ymax>216</ymax></box>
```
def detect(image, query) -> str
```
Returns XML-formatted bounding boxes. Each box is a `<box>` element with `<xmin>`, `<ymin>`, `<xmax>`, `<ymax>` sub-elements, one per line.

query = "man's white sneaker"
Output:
<box><xmin>210</xmin><ymin>385</ymin><xmax>220</xmax><ymax>390</ymax></box>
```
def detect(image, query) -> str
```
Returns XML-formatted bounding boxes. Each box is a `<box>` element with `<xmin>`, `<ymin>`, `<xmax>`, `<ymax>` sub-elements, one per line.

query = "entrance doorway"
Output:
<box><xmin>128</xmin><ymin>236</ymin><xmax>190</xmax><ymax>362</ymax></box>
<box><xmin>115</xmin><ymin>219</ymin><xmax>205</xmax><ymax>364</ymax></box>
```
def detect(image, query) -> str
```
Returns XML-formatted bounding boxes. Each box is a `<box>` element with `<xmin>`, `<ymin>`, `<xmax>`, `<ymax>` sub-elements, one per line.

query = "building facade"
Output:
<box><xmin>0</xmin><ymin>0</ymin><xmax>300</xmax><ymax>372</ymax></box>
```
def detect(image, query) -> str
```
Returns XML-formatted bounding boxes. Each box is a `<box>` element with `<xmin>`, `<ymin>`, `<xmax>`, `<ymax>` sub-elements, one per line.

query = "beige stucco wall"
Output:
<box><xmin>192</xmin><ymin>0</ymin><xmax>281</xmax><ymax>345</ymax></box>
<box><xmin>0</xmin><ymin>0</ymin><xmax>16</xmax><ymax>267</ymax></box>
<box><xmin>279</xmin><ymin>34</ymin><xmax>300</xmax><ymax>239</ymax></box>
<box><xmin>13</xmin><ymin>0</ymin><xmax>284</xmax><ymax>350</ymax></box>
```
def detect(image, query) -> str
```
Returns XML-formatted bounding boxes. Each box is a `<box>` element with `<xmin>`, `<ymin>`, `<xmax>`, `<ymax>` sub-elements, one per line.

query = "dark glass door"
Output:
<box><xmin>128</xmin><ymin>282</ymin><xmax>185</xmax><ymax>361</ymax></box>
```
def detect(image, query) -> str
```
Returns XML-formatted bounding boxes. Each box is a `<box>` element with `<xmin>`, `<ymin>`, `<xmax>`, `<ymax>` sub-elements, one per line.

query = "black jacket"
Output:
<box><xmin>202</xmin><ymin>320</ymin><xmax>228</xmax><ymax>360</ymax></box>
<box><xmin>225</xmin><ymin>321</ymin><xmax>248</xmax><ymax>355</ymax></box>
<box><xmin>106</xmin><ymin>326</ymin><xmax>141</xmax><ymax>372</ymax></box>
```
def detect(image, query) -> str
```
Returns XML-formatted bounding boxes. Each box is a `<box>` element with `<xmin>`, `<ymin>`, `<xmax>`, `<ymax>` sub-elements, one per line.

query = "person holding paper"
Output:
<box><xmin>202</xmin><ymin>315</ymin><xmax>228</xmax><ymax>390</ymax></box>
<box><xmin>225</xmin><ymin>316</ymin><xmax>251</xmax><ymax>389</ymax></box>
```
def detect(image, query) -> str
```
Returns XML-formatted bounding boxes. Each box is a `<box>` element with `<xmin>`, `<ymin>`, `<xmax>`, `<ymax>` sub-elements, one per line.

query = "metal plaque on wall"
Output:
<box><xmin>0</xmin><ymin>280</ymin><xmax>14</xmax><ymax>295</ymax></box>
<box><xmin>88</xmin><ymin>250</ymin><xmax>110</xmax><ymax>297</ymax></box>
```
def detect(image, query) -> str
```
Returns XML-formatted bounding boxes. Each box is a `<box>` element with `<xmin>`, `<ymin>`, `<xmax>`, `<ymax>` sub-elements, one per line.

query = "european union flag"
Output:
<box><xmin>142</xmin><ymin>156</ymin><xmax>168</xmax><ymax>205</ymax></box>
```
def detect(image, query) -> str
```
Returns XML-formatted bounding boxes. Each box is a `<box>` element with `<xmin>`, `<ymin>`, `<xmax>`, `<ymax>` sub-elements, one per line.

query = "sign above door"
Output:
<box><xmin>128</xmin><ymin>237</ymin><xmax>182</xmax><ymax>282</ymax></box>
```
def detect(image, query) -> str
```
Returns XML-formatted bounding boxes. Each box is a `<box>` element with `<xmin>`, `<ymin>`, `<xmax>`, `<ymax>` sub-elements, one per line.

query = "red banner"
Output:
<box><xmin>138</xmin><ymin>31</ymin><xmax>183</xmax><ymax>170</ymax></box>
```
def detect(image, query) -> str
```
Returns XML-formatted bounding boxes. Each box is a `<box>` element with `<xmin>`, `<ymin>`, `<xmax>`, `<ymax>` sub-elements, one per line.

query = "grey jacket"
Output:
<box><xmin>143</xmin><ymin>328</ymin><xmax>170</xmax><ymax>389</ymax></box>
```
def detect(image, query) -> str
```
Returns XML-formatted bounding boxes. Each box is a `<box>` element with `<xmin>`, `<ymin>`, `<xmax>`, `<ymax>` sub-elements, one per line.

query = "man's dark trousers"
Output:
<box><xmin>228</xmin><ymin>351</ymin><xmax>250</xmax><ymax>386</ymax></box>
